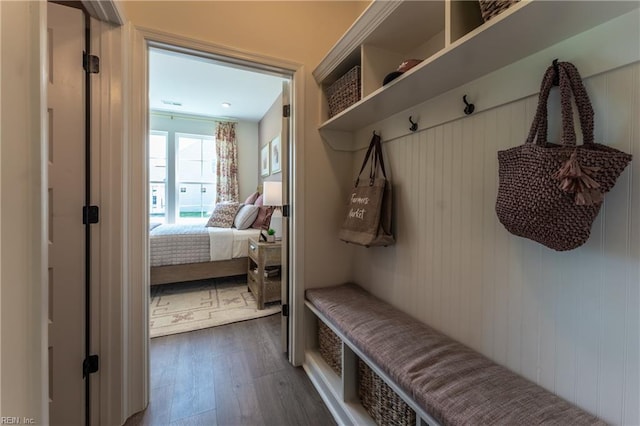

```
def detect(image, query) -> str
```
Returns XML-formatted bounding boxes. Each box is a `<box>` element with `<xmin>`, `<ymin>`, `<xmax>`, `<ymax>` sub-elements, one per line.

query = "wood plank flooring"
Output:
<box><xmin>124</xmin><ymin>315</ymin><xmax>335</xmax><ymax>426</ymax></box>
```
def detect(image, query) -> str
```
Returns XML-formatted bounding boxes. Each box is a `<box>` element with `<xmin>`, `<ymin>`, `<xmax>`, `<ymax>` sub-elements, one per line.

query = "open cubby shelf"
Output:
<box><xmin>303</xmin><ymin>300</ymin><xmax>438</xmax><ymax>426</ymax></box>
<box><xmin>314</xmin><ymin>0</ymin><xmax>639</xmax><ymax>138</ymax></box>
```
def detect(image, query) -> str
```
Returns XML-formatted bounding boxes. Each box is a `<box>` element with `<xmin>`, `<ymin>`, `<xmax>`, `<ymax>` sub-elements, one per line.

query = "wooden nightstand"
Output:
<box><xmin>247</xmin><ymin>237</ymin><xmax>282</xmax><ymax>310</ymax></box>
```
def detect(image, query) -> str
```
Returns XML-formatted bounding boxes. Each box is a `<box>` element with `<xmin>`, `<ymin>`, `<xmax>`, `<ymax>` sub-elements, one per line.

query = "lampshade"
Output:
<box><xmin>263</xmin><ymin>181</ymin><xmax>282</xmax><ymax>206</ymax></box>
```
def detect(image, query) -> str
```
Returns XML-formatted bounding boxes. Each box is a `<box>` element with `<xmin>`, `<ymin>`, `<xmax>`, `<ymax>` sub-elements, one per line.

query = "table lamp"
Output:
<box><xmin>263</xmin><ymin>180</ymin><xmax>283</xmax><ymax>240</ymax></box>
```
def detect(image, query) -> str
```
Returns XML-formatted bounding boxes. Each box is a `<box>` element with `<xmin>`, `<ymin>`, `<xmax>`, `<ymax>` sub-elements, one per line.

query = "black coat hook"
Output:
<box><xmin>552</xmin><ymin>58</ymin><xmax>560</xmax><ymax>86</ymax></box>
<box><xmin>409</xmin><ymin>116</ymin><xmax>418</xmax><ymax>132</ymax></box>
<box><xmin>463</xmin><ymin>95</ymin><xmax>475</xmax><ymax>115</ymax></box>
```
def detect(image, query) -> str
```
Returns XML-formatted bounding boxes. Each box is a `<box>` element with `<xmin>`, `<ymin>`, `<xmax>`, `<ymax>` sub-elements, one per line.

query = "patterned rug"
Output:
<box><xmin>149</xmin><ymin>275</ymin><xmax>280</xmax><ymax>338</ymax></box>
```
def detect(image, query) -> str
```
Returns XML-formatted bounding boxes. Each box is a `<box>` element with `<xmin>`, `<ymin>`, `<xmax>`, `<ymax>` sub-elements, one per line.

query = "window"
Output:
<box><xmin>176</xmin><ymin>133</ymin><xmax>216</xmax><ymax>222</ymax></box>
<box><xmin>149</xmin><ymin>131</ymin><xmax>168</xmax><ymax>222</ymax></box>
<box><xmin>149</xmin><ymin>131</ymin><xmax>216</xmax><ymax>224</ymax></box>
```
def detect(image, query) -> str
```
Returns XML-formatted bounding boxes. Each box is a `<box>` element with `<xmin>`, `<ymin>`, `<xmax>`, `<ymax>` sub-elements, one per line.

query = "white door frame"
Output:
<box><xmin>123</xmin><ymin>24</ymin><xmax>307</xmax><ymax>414</ymax></box>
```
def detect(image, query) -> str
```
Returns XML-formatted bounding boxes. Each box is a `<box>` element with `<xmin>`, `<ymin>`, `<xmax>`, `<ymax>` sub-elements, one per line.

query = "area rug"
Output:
<box><xmin>149</xmin><ymin>275</ymin><xmax>280</xmax><ymax>338</ymax></box>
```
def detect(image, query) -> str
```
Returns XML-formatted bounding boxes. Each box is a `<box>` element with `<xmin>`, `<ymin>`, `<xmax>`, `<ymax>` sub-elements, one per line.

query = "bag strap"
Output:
<box><xmin>356</xmin><ymin>133</ymin><xmax>380</xmax><ymax>186</ymax></box>
<box><xmin>526</xmin><ymin>61</ymin><xmax>595</xmax><ymax>147</ymax></box>
<box><xmin>373</xmin><ymin>132</ymin><xmax>387</xmax><ymax>180</ymax></box>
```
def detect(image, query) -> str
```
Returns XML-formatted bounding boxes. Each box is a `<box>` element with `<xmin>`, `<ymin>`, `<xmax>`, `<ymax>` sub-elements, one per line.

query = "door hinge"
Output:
<box><xmin>282</xmin><ymin>205</ymin><xmax>290</xmax><ymax>218</ymax></box>
<box><xmin>282</xmin><ymin>304</ymin><xmax>289</xmax><ymax>317</ymax></box>
<box><xmin>82</xmin><ymin>355</ymin><xmax>99</xmax><ymax>378</ymax></box>
<box><xmin>283</xmin><ymin>104</ymin><xmax>291</xmax><ymax>118</ymax></box>
<box><xmin>83</xmin><ymin>52</ymin><xmax>100</xmax><ymax>74</ymax></box>
<box><xmin>83</xmin><ymin>205</ymin><xmax>100</xmax><ymax>224</ymax></box>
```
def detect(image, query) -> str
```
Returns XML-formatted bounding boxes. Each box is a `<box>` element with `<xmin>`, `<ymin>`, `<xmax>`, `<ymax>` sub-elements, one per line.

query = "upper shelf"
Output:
<box><xmin>316</xmin><ymin>0</ymin><xmax>639</xmax><ymax>133</ymax></box>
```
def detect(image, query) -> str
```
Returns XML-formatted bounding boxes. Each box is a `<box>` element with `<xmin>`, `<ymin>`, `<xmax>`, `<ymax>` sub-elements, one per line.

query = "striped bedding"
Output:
<box><xmin>149</xmin><ymin>223</ymin><xmax>260</xmax><ymax>267</ymax></box>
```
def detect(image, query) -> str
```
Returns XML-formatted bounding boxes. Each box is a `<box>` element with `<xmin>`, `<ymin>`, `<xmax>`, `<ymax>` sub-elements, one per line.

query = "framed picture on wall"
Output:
<box><xmin>270</xmin><ymin>136</ymin><xmax>281</xmax><ymax>174</ymax></box>
<box><xmin>260</xmin><ymin>144</ymin><xmax>270</xmax><ymax>177</ymax></box>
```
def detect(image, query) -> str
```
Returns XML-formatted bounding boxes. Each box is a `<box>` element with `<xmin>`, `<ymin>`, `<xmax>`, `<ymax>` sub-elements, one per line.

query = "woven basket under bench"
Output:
<box><xmin>359</xmin><ymin>359</ymin><xmax>416</xmax><ymax>426</ymax></box>
<box><xmin>318</xmin><ymin>320</ymin><xmax>342</xmax><ymax>376</ymax></box>
<box><xmin>318</xmin><ymin>320</ymin><xmax>415</xmax><ymax>426</ymax></box>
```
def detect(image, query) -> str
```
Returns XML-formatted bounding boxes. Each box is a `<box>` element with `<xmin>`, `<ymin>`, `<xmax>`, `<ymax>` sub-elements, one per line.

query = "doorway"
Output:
<box><xmin>145</xmin><ymin>41</ymin><xmax>294</xmax><ymax>359</ymax></box>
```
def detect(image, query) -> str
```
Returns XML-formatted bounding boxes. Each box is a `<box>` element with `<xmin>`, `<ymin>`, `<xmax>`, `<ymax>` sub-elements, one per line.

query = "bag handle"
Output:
<box><xmin>356</xmin><ymin>132</ymin><xmax>387</xmax><ymax>186</ymax></box>
<box><xmin>356</xmin><ymin>133</ymin><xmax>379</xmax><ymax>186</ymax></box>
<box><xmin>526</xmin><ymin>61</ymin><xmax>594</xmax><ymax>147</ymax></box>
<box><xmin>368</xmin><ymin>132</ymin><xmax>387</xmax><ymax>181</ymax></box>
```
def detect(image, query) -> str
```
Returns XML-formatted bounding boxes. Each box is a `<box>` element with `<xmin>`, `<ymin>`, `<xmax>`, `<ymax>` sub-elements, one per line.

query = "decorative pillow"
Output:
<box><xmin>206</xmin><ymin>202</ymin><xmax>241</xmax><ymax>228</ymax></box>
<box><xmin>251</xmin><ymin>206</ymin><xmax>273</xmax><ymax>230</ymax></box>
<box><xmin>254</xmin><ymin>194</ymin><xmax>264</xmax><ymax>207</ymax></box>
<box><xmin>234</xmin><ymin>205</ymin><xmax>260</xmax><ymax>230</ymax></box>
<box><xmin>244</xmin><ymin>191</ymin><xmax>260</xmax><ymax>205</ymax></box>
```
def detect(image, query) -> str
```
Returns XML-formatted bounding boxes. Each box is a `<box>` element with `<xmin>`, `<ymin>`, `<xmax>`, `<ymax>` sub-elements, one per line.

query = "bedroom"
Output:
<box><xmin>147</xmin><ymin>46</ymin><xmax>290</xmax><ymax>337</ymax></box>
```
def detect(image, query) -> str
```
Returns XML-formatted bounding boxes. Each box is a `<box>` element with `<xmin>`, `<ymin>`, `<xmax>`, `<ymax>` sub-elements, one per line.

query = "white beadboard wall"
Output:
<box><xmin>351</xmin><ymin>61</ymin><xmax>639</xmax><ymax>425</ymax></box>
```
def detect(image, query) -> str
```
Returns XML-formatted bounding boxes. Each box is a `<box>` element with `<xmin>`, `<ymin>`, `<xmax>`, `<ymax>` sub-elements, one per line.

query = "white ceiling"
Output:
<box><xmin>149</xmin><ymin>48</ymin><xmax>286</xmax><ymax>122</ymax></box>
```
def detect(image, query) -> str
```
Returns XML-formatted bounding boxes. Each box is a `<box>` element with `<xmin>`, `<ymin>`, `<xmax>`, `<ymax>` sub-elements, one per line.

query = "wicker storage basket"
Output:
<box><xmin>318</xmin><ymin>321</ymin><xmax>342</xmax><ymax>376</ymax></box>
<box><xmin>479</xmin><ymin>0</ymin><xmax>520</xmax><ymax>22</ymax></box>
<box><xmin>326</xmin><ymin>66</ymin><xmax>361</xmax><ymax>118</ymax></box>
<box><xmin>358</xmin><ymin>359</ymin><xmax>416</xmax><ymax>426</ymax></box>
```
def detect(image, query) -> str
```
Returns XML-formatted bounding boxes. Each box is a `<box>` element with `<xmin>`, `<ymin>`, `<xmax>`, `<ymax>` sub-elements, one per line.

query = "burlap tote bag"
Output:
<box><xmin>339</xmin><ymin>132</ymin><xmax>394</xmax><ymax>247</ymax></box>
<box><xmin>496</xmin><ymin>61</ymin><xmax>632</xmax><ymax>251</ymax></box>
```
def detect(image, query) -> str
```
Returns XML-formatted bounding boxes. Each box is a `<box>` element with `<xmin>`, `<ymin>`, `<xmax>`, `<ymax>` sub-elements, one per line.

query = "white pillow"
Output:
<box><xmin>233</xmin><ymin>205</ymin><xmax>260</xmax><ymax>230</ymax></box>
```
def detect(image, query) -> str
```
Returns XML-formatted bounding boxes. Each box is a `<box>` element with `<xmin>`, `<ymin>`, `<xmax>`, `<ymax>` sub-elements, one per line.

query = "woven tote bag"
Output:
<box><xmin>496</xmin><ymin>62</ymin><xmax>632</xmax><ymax>251</ymax></box>
<box><xmin>339</xmin><ymin>133</ymin><xmax>394</xmax><ymax>247</ymax></box>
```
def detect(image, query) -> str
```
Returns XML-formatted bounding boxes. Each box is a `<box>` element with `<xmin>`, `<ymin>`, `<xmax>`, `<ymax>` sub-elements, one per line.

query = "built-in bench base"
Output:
<box><xmin>304</xmin><ymin>283</ymin><xmax>604</xmax><ymax>426</ymax></box>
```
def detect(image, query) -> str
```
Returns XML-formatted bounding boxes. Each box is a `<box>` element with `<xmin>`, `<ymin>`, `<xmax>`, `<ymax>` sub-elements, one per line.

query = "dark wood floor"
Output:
<box><xmin>125</xmin><ymin>315</ymin><xmax>335</xmax><ymax>426</ymax></box>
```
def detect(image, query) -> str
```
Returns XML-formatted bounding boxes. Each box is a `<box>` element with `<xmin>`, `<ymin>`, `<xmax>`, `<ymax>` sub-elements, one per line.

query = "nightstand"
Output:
<box><xmin>247</xmin><ymin>237</ymin><xmax>282</xmax><ymax>310</ymax></box>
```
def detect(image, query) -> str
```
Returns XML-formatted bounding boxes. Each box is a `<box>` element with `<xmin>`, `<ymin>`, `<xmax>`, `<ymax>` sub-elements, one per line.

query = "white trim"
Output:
<box><xmin>311</xmin><ymin>1</ymin><xmax>400</xmax><ymax>84</ymax></box>
<box><xmin>90</xmin><ymin>16</ymin><xmax>128</xmax><ymax>426</ymax></box>
<box><xmin>124</xmin><ymin>24</ymin><xmax>305</xmax><ymax>419</ymax></box>
<box><xmin>81</xmin><ymin>0</ymin><xmax>126</xmax><ymax>26</ymax></box>
<box><xmin>0</xmin><ymin>1</ymin><xmax>48</xmax><ymax>422</ymax></box>
<box><xmin>290</xmin><ymin>67</ymin><xmax>306</xmax><ymax>366</ymax></box>
<box><xmin>122</xmin><ymin>22</ymin><xmax>150</xmax><ymax>421</ymax></box>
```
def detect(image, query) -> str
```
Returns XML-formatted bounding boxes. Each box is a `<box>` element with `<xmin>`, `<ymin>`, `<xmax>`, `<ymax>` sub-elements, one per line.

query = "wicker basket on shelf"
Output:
<box><xmin>359</xmin><ymin>359</ymin><xmax>416</xmax><ymax>426</ymax></box>
<box><xmin>326</xmin><ymin>65</ymin><xmax>361</xmax><ymax>118</ymax></box>
<box><xmin>318</xmin><ymin>321</ymin><xmax>342</xmax><ymax>376</ymax></box>
<box><xmin>479</xmin><ymin>0</ymin><xmax>520</xmax><ymax>22</ymax></box>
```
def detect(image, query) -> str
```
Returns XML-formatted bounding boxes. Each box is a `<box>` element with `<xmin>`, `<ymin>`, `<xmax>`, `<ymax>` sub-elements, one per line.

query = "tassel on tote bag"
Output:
<box><xmin>339</xmin><ymin>132</ymin><xmax>394</xmax><ymax>247</ymax></box>
<box><xmin>496</xmin><ymin>61</ymin><xmax>632</xmax><ymax>251</ymax></box>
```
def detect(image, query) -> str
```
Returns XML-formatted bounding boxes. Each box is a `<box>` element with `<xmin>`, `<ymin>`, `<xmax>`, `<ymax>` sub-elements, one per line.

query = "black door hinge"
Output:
<box><xmin>83</xmin><ymin>52</ymin><xmax>100</xmax><ymax>74</ymax></box>
<box><xmin>283</xmin><ymin>104</ymin><xmax>291</xmax><ymax>118</ymax></box>
<box><xmin>82</xmin><ymin>355</ymin><xmax>99</xmax><ymax>378</ymax></box>
<box><xmin>83</xmin><ymin>205</ymin><xmax>99</xmax><ymax>224</ymax></box>
<box><xmin>282</xmin><ymin>205</ymin><xmax>290</xmax><ymax>218</ymax></box>
<box><xmin>282</xmin><ymin>304</ymin><xmax>289</xmax><ymax>317</ymax></box>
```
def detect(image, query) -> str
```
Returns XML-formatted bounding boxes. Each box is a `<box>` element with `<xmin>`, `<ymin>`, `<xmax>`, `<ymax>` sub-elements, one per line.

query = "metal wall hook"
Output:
<box><xmin>409</xmin><ymin>116</ymin><xmax>418</xmax><ymax>132</ymax></box>
<box><xmin>463</xmin><ymin>95</ymin><xmax>475</xmax><ymax>115</ymax></box>
<box><xmin>552</xmin><ymin>58</ymin><xmax>560</xmax><ymax>86</ymax></box>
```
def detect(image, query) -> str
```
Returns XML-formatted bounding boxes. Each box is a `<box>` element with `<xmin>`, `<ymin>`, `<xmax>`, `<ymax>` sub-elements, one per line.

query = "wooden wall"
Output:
<box><xmin>352</xmin><ymin>57</ymin><xmax>639</xmax><ymax>426</ymax></box>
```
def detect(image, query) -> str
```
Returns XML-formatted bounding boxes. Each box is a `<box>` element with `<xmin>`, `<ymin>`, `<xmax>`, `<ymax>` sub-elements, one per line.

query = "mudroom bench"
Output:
<box><xmin>304</xmin><ymin>283</ymin><xmax>604</xmax><ymax>426</ymax></box>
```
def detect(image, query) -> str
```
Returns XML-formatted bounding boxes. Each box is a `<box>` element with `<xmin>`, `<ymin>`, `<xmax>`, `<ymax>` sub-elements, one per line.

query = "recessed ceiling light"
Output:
<box><xmin>161</xmin><ymin>99</ymin><xmax>182</xmax><ymax>106</ymax></box>
<box><xmin>221</xmin><ymin>102</ymin><xmax>231</xmax><ymax>108</ymax></box>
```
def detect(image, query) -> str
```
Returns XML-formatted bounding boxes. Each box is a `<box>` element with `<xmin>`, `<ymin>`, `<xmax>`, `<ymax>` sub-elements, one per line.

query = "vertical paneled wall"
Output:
<box><xmin>352</xmin><ymin>62</ymin><xmax>639</xmax><ymax>425</ymax></box>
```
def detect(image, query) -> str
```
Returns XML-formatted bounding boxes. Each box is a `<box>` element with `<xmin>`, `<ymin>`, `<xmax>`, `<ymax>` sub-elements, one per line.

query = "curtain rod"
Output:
<box><xmin>150</xmin><ymin>110</ymin><xmax>239</xmax><ymax>124</ymax></box>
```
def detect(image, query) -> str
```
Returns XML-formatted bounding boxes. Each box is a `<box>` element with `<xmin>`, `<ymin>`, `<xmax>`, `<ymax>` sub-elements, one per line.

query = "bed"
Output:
<box><xmin>149</xmin><ymin>223</ymin><xmax>261</xmax><ymax>285</ymax></box>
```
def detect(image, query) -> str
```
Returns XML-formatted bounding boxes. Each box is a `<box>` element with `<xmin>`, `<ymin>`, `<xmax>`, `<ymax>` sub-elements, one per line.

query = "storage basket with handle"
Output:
<box><xmin>496</xmin><ymin>61</ymin><xmax>632</xmax><ymax>251</ymax></box>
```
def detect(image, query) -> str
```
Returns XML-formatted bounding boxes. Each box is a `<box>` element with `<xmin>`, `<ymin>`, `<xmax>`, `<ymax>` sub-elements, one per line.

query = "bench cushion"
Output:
<box><xmin>306</xmin><ymin>283</ymin><xmax>604</xmax><ymax>426</ymax></box>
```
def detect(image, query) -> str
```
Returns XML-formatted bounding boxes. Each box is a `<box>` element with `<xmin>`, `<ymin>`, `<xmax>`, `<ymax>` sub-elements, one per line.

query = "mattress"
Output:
<box><xmin>150</xmin><ymin>223</ymin><xmax>261</xmax><ymax>267</ymax></box>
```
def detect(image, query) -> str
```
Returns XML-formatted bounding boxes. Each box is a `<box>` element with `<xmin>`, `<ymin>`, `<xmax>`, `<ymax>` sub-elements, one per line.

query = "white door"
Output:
<box><xmin>47</xmin><ymin>3</ymin><xmax>86</xmax><ymax>425</ymax></box>
<box><xmin>281</xmin><ymin>80</ymin><xmax>291</xmax><ymax>355</ymax></box>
